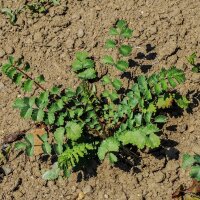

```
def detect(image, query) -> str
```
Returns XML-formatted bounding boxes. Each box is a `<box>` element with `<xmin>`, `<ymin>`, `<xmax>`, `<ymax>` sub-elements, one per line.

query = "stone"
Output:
<box><xmin>65</xmin><ymin>39</ymin><xmax>74</xmax><ymax>49</ymax></box>
<box><xmin>0</xmin><ymin>49</ymin><xmax>5</xmax><ymax>58</ymax></box>
<box><xmin>154</xmin><ymin>171</ymin><xmax>165</xmax><ymax>183</ymax></box>
<box><xmin>0</xmin><ymin>82</ymin><xmax>5</xmax><ymax>91</ymax></box>
<box><xmin>83</xmin><ymin>185</ymin><xmax>92</xmax><ymax>194</ymax></box>
<box><xmin>4</xmin><ymin>46</ymin><xmax>14</xmax><ymax>54</ymax></box>
<box><xmin>77</xmin><ymin>28</ymin><xmax>84</xmax><ymax>38</ymax></box>
<box><xmin>34</xmin><ymin>32</ymin><xmax>43</xmax><ymax>43</ymax></box>
<box><xmin>188</xmin><ymin>125</ymin><xmax>195</xmax><ymax>133</ymax></box>
<box><xmin>77</xmin><ymin>191</ymin><xmax>85</xmax><ymax>200</ymax></box>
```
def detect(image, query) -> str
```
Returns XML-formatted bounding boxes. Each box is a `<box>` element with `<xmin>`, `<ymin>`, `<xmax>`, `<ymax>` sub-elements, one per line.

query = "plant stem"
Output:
<box><xmin>15</xmin><ymin>66</ymin><xmax>46</xmax><ymax>91</ymax></box>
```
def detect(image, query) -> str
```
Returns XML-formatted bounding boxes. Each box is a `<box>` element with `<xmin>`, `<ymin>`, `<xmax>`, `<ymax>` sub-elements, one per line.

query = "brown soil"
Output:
<box><xmin>0</xmin><ymin>0</ymin><xmax>200</xmax><ymax>199</ymax></box>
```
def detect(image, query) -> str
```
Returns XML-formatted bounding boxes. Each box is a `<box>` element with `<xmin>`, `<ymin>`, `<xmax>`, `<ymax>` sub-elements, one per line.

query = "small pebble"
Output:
<box><xmin>83</xmin><ymin>185</ymin><xmax>92</xmax><ymax>194</ymax></box>
<box><xmin>77</xmin><ymin>29</ymin><xmax>84</xmax><ymax>38</ymax></box>
<box><xmin>0</xmin><ymin>50</ymin><xmax>5</xmax><ymax>58</ymax></box>
<box><xmin>188</xmin><ymin>125</ymin><xmax>195</xmax><ymax>133</ymax></box>
<box><xmin>4</xmin><ymin>46</ymin><xmax>14</xmax><ymax>54</ymax></box>
<box><xmin>154</xmin><ymin>171</ymin><xmax>165</xmax><ymax>183</ymax></box>
<box><xmin>1</xmin><ymin>165</ymin><xmax>12</xmax><ymax>175</ymax></box>
<box><xmin>65</xmin><ymin>39</ymin><xmax>74</xmax><ymax>49</ymax></box>
<box><xmin>77</xmin><ymin>191</ymin><xmax>85</xmax><ymax>200</ymax></box>
<box><xmin>0</xmin><ymin>82</ymin><xmax>5</xmax><ymax>91</ymax></box>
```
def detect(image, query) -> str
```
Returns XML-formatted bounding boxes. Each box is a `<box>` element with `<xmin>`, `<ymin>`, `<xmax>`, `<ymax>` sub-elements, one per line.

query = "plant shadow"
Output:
<box><xmin>121</xmin><ymin>43</ymin><xmax>157</xmax><ymax>80</ymax></box>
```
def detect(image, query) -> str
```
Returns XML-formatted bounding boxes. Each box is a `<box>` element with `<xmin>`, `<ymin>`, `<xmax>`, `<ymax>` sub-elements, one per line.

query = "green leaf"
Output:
<box><xmin>13</xmin><ymin>73</ymin><xmax>23</xmax><ymax>85</ymax></box>
<box><xmin>42</xmin><ymin>162</ymin><xmax>60</xmax><ymax>180</ymax></box>
<box><xmin>20</xmin><ymin>107</ymin><xmax>33</xmax><ymax>119</ymax></box>
<box><xmin>56</xmin><ymin>99</ymin><xmax>64</xmax><ymax>110</ymax></box>
<box><xmin>144</xmin><ymin>112</ymin><xmax>152</xmax><ymax>123</ymax></box>
<box><xmin>50</xmin><ymin>86</ymin><xmax>60</xmax><ymax>95</ymax></box>
<box><xmin>160</xmin><ymin>79</ymin><xmax>168</xmax><ymax>91</ymax></box>
<box><xmin>13</xmin><ymin>98</ymin><xmax>25</xmax><ymax>109</ymax></box>
<box><xmin>66</xmin><ymin>122</ymin><xmax>82</xmax><ymax>141</ymax></box>
<box><xmin>119</xmin><ymin>130</ymin><xmax>146</xmax><ymax>149</ymax></box>
<box><xmin>146</xmin><ymin>133</ymin><xmax>160</xmax><ymax>148</ymax></box>
<box><xmin>115</xmin><ymin>60</ymin><xmax>129</xmax><ymax>72</ymax></box>
<box><xmin>2</xmin><ymin>63</ymin><xmax>12</xmax><ymax>73</ymax></box>
<box><xmin>47</xmin><ymin>112</ymin><xmax>55</xmax><ymax>125</ymax></box>
<box><xmin>42</xmin><ymin>142</ymin><xmax>52</xmax><ymax>155</ymax></box>
<box><xmin>78</xmin><ymin>68</ymin><xmax>96</xmax><ymax>80</ymax></box>
<box><xmin>109</xmin><ymin>91</ymin><xmax>119</xmax><ymax>101</ymax></box>
<box><xmin>182</xmin><ymin>153</ymin><xmax>195</xmax><ymax>169</ymax></box>
<box><xmin>25</xmin><ymin>146</ymin><xmax>34</xmax><ymax>156</ymax></box>
<box><xmin>102</xmin><ymin>75</ymin><xmax>111</xmax><ymax>84</ymax></box>
<box><xmin>54</xmin><ymin>127</ymin><xmax>65</xmax><ymax>144</ymax></box>
<box><xmin>32</xmin><ymin>109</ymin><xmax>45</xmax><ymax>122</ymax></box>
<box><xmin>105</xmin><ymin>39</ymin><xmax>116</xmax><ymax>48</ymax></box>
<box><xmin>121</xmin><ymin>28</ymin><xmax>133</xmax><ymax>38</ymax></box>
<box><xmin>75</xmin><ymin>51</ymin><xmax>88</xmax><ymax>61</ymax></box>
<box><xmin>54</xmin><ymin>144</ymin><xmax>63</xmax><ymax>155</ymax></box>
<box><xmin>23</xmin><ymin>79</ymin><xmax>34</xmax><ymax>92</ymax></box>
<box><xmin>23</xmin><ymin>62</ymin><xmax>30</xmax><ymax>72</ymax></box>
<box><xmin>1</xmin><ymin>8</ymin><xmax>16</xmax><ymax>24</ymax></box>
<box><xmin>154</xmin><ymin>115</ymin><xmax>168</xmax><ymax>123</ymax></box>
<box><xmin>109</xmin><ymin>27</ymin><xmax>118</xmax><ymax>36</ymax></box>
<box><xmin>135</xmin><ymin>114</ymin><xmax>142</xmax><ymax>126</ymax></box>
<box><xmin>186</xmin><ymin>53</ymin><xmax>196</xmax><ymax>66</ymax></box>
<box><xmin>82</xmin><ymin>59</ymin><xmax>95</xmax><ymax>68</ymax></box>
<box><xmin>190</xmin><ymin>166</ymin><xmax>200</xmax><ymax>181</ymax></box>
<box><xmin>194</xmin><ymin>154</ymin><xmax>200</xmax><ymax>164</ymax></box>
<box><xmin>38</xmin><ymin>133</ymin><xmax>48</xmax><ymax>142</ymax></box>
<box><xmin>25</xmin><ymin>133</ymin><xmax>34</xmax><ymax>146</ymax></box>
<box><xmin>175</xmin><ymin>96</ymin><xmax>190</xmax><ymax>109</ymax></box>
<box><xmin>119</xmin><ymin>45</ymin><xmax>132</xmax><ymax>56</ymax></box>
<box><xmin>51</xmin><ymin>0</ymin><xmax>60</xmax><ymax>5</ymax></box>
<box><xmin>112</xmin><ymin>78</ymin><xmax>122</xmax><ymax>90</ymax></box>
<box><xmin>116</xmin><ymin>20</ymin><xmax>127</xmax><ymax>30</ymax></box>
<box><xmin>168</xmin><ymin>77</ymin><xmax>177</xmax><ymax>88</ymax></box>
<box><xmin>146</xmin><ymin>103</ymin><xmax>156</xmax><ymax>113</ymax></box>
<box><xmin>15</xmin><ymin>142</ymin><xmax>27</xmax><ymax>150</ymax></box>
<box><xmin>57</xmin><ymin>114</ymin><xmax>65</xmax><ymax>126</ymax></box>
<box><xmin>97</xmin><ymin>137</ymin><xmax>120</xmax><ymax>160</ymax></box>
<box><xmin>72</xmin><ymin>60</ymin><xmax>82</xmax><ymax>71</ymax></box>
<box><xmin>102</xmin><ymin>55</ymin><xmax>115</xmax><ymax>65</ymax></box>
<box><xmin>109</xmin><ymin>153</ymin><xmax>118</xmax><ymax>164</ymax></box>
<box><xmin>36</xmin><ymin>75</ymin><xmax>45</xmax><ymax>83</ymax></box>
<box><xmin>7</xmin><ymin>67</ymin><xmax>16</xmax><ymax>79</ymax></box>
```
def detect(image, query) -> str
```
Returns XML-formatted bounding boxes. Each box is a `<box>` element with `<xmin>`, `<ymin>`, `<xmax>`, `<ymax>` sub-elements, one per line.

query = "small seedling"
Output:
<box><xmin>187</xmin><ymin>53</ymin><xmax>200</xmax><ymax>73</ymax></box>
<box><xmin>1</xmin><ymin>20</ymin><xmax>190</xmax><ymax>179</ymax></box>
<box><xmin>1</xmin><ymin>0</ymin><xmax>60</xmax><ymax>24</ymax></box>
<box><xmin>0</xmin><ymin>8</ymin><xmax>17</xmax><ymax>24</ymax></box>
<box><xmin>182</xmin><ymin>153</ymin><xmax>200</xmax><ymax>181</ymax></box>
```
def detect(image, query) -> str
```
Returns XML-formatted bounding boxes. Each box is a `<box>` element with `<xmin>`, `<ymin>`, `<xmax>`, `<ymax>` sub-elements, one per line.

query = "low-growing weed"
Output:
<box><xmin>1</xmin><ymin>20</ymin><xmax>190</xmax><ymax>180</ymax></box>
<box><xmin>182</xmin><ymin>153</ymin><xmax>200</xmax><ymax>181</ymax></box>
<box><xmin>0</xmin><ymin>0</ymin><xmax>60</xmax><ymax>24</ymax></box>
<box><xmin>187</xmin><ymin>53</ymin><xmax>200</xmax><ymax>73</ymax></box>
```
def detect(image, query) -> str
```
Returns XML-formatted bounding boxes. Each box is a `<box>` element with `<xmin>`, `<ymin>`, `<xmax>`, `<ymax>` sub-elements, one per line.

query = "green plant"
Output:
<box><xmin>187</xmin><ymin>53</ymin><xmax>199</xmax><ymax>73</ymax></box>
<box><xmin>14</xmin><ymin>134</ymin><xmax>34</xmax><ymax>156</ymax></box>
<box><xmin>1</xmin><ymin>20</ymin><xmax>190</xmax><ymax>180</ymax></box>
<box><xmin>0</xmin><ymin>8</ymin><xmax>17</xmax><ymax>24</ymax></box>
<box><xmin>182</xmin><ymin>153</ymin><xmax>200</xmax><ymax>181</ymax></box>
<box><xmin>1</xmin><ymin>0</ymin><xmax>60</xmax><ymax>24</ymax></box>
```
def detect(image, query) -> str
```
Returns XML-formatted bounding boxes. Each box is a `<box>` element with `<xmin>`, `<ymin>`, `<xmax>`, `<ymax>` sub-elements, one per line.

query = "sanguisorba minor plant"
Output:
<box><xmin>0</xmin><ymin>0</ymin><xmax>60</xmax><ymax>25</ymax></box>
<box><xmin>1</xmin><ymin>20</ymin><xmax>190</xmax><ymax>180</ymax></box>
